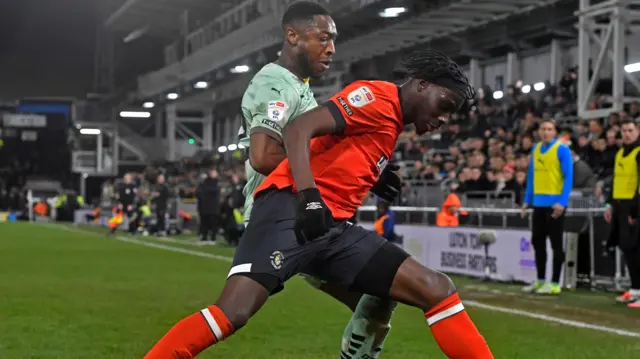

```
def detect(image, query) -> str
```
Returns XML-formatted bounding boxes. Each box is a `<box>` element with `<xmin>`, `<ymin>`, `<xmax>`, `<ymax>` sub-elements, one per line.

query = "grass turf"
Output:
<box><xmin>1</xmin><ymin>222</ymin><xmax>639</xmax><ymax>358</ymax></box>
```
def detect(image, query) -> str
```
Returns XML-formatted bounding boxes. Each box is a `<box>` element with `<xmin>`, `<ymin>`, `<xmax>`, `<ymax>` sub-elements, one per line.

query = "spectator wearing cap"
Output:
<box><xmin>521</xmin><ymin>119</ymin><xmax>573</xmax><ymax>295</ymax></box>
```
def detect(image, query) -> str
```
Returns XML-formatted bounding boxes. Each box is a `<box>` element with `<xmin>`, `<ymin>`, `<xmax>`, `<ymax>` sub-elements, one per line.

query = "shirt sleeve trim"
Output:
<box><xmin>324</xmin><ymin>100</ymin><xmax>346</xmax><ymax>134</ymax></box>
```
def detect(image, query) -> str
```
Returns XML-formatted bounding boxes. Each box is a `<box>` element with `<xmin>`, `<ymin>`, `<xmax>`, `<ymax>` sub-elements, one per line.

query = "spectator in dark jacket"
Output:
<box><xmin>196</xmin><ymin>169</ymin><xmax>221</xmax><ymax>244</ymax></box>
<box><xmin>571</xmin><ymin>148</ymin><xmax>598</xmax><ymax>190</ymax></box>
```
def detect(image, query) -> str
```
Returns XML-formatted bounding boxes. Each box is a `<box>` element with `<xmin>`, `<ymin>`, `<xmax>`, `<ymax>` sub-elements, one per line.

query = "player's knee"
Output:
<box><xmin>216</xmin><ymin>302</ymin><xmax>252</xmax><ymax>331</ymax></box>
<box><xmin>214</xmin><ymin>274</ymin><xmax>271</xmax><ymax>330</ymax></box>
<box><xmin>428</xmin><ymin>270</ymin><xmax>456</xmax><ymax>304</ymax></box>
<box><xmin>395</xmin><ymin>259</ymin><xmax>456</xmax><ymax>312</ymax></box>
<box><xmin>413</xmin><ymin>269</ymin><xmax>456</xmax><ymax>312</ymax></box>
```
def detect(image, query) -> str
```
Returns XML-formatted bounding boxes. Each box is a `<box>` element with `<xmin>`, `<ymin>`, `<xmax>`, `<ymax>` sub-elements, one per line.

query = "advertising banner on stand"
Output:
<box><xmin>360</xmin><ymin>223</ymin><xmax>563</xmax><ymax>284</ymax></box>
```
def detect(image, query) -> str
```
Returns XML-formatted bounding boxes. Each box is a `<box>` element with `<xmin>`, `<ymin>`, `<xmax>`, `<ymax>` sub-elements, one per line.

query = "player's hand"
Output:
<box><xmin>604</xmin><ymin>206</ymin><xmax>612</xmax><ymax>223</ymax></box>
<box><xmin>294</xmin><ymin>188</ymin><xmax>334</xmax><ymax>245</ymax></box>
<box><xmin>520</xmin><ymin>205</ymin><xmax>528</xmax><ymax>219</ymax></box>
<box><xmin>371</xmin><ymin>164</ymin><xmax>402</xmax><ymax>202</ymax></box>
<box><xmin>551</xmin><ymin>203</ymin><xmax>565</xmax><ymax>218</ymax></box>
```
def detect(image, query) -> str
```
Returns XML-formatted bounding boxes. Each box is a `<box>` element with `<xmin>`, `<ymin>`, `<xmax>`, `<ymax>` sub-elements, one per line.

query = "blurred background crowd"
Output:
<box><xmin>2</xmin><ymin>67</ymin><xmax>640</xmax><ymax>214</ymax></box>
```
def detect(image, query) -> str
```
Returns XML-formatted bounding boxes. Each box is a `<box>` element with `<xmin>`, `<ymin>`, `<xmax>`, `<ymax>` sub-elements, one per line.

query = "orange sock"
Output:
<box><xmin>144</xmin><ymin>305</ymin><xmax>234</xmax><ymax>359</ymax></box>
<box><xmin>424</xmin><ymin>293</ymin><xmax>493</xmax><ymax>359</ymax></box>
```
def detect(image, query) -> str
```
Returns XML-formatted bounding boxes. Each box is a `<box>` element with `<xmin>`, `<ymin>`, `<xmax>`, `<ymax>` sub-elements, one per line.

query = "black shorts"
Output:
<box><xmin>228</xmin><ymin>188</ymin><xmax>409</xmax><ymax>296</ymax></box>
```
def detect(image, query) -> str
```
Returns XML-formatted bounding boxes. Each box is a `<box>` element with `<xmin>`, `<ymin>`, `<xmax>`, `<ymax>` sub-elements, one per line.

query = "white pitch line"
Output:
<box><xmin>46</xmin><ymin>223</ymin><xmax>232</xmax><ymax>262</ymax></box>
<box><xmin>464</xmin><ymin>300</ymin><xmax>640</xmax><ymax>338</ymax></box>
<box><xmin>42</xmin><ymin>223</ymin><xmax>640</xmax><ymax>339</ymax></box>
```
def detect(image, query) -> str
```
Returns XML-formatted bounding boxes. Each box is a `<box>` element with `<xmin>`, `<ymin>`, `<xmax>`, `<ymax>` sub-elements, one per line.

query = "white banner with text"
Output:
<box><xmin>360</xmin><ymin>224</ymin><xmax>563</xmax><ymax>284</ymax></box>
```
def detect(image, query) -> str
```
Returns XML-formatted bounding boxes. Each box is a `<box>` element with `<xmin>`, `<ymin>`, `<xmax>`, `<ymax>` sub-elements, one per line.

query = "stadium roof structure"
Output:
<box><xmin>335</xmin><ymin>0</ymin><xmax>566</xmax><ymax>63</ymax></box>
<box><xmin>105</xmin><ymin>0</ymin><xmax>241</xmax><ymax>39</ymax></box>
<box><xmin>105</xmin><ymin>0</ymin><xmax>577</xmax><ymax>111</ymax></box>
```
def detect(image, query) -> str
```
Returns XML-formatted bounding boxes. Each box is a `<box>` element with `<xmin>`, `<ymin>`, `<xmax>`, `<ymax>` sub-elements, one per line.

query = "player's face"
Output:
<box><xmin>621</xmin><ymin>123</ymin><xmax>638</xmax><ymax>144</ymax></box>
<box><xmin>413</xmin><ymin>82</ymin><xmax>463</xmax><ymax>135</ymax></box>
<box><xmin>298</xmin><ymin>15</ymin><xmax>337</xmax><ymax>78</ymax></box>
<box><xmin>538</xmin><ymin>122</ymin><xmax>556</xmax><ymax>143</ymax></box>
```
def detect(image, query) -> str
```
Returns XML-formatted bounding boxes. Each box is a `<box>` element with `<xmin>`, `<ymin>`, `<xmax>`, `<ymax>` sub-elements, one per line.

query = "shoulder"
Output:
<box><xmin>530</xmin><ymin>143</ymin><xmax>538</xmax><ymax>154</ymax></box>
<box><xmin>247</xmin><ymin>65</ymin><xmax>301</xmax><ymax>98</ymax></box>
<box><xmin>557</xmin><ymin>142</ymin><xmax>571</xmax><ymax>156</ymax></box>
<box><xmin>341</xmin><ymin>81</ymin><xmax>399</xmax><ymax>104</ymax></box>
<box><xmin>336</xmin><ymin>80</ymin><xmax>401</xmax><ymax>119</ymax></box>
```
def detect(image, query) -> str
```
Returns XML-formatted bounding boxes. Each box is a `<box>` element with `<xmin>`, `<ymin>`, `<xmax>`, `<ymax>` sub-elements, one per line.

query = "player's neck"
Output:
<box><xmin>275</xmin><ymin>54</ymin><xmax>307</xmax><ymax>81</ymax></box>
<box><xmin>397</xmin><ymin>84</ymin><xmax>412</xmax><ymax>127</ymax></box>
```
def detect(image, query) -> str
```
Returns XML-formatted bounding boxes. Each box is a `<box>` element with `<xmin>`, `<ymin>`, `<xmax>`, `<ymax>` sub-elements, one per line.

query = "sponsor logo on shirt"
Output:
<box><xmin>336</xmin><ymin>96</ymin><xmax>353</xmax><ymax>116</ymax></box>
<box><xmin>261</xmin><ymin>119</ymin><xmax>283</xmax><ymax>133</ymax></box>
<box><xmin>267</xmin><ymin>101</ymin><xmax>287</xmax><ymax>122</ymax></box>
<box><xmin>347</xmin><ymin>86</ymin><xmax>375</xmax><ymax>108</ymax></box>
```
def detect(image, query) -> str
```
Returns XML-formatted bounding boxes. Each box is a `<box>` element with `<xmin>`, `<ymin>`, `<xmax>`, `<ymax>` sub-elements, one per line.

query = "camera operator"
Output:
<box><xmin>152</xmin><ymin>174</ymin><xmax>170</xmax><ymax>237</ymax></box>
<box><xmin>196</xmin><ymin>168</ymin><xmax>220</xmax><ymax>244</ymax></box>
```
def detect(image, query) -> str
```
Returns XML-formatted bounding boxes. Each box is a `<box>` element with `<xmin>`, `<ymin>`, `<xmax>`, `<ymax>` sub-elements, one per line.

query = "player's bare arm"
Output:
<box><xmin>248</xmin><ymin>131</ymin><xmax>286</xmax><ymax>176</ymax></box>
<box><xmin>282</xmin><ymin>105</ymin><xmax>340</xmax><ymax>190</ymax></box>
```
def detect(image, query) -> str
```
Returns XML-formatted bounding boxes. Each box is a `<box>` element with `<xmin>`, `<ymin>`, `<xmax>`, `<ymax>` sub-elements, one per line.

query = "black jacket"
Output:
<box><xmin>153</xmin><ymin>183</ymin><xmax>171</xmax><ymax>210</ymax></box>
<box><xmin>196</xmin><ymin>177</ymin><xmax>220</xmax><ymax>215</ymax></box>
<box><xmin>117</xmin><ymin>183</ymin><xmax>137</xmax><ymax>206</ymax></box>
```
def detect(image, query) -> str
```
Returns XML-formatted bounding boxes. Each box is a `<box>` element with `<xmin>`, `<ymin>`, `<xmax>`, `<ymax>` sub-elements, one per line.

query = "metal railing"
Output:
<box><xmin>357</xmin><ymin>205</ymin><xmax>605</xmax><ymax>224</ymax></box>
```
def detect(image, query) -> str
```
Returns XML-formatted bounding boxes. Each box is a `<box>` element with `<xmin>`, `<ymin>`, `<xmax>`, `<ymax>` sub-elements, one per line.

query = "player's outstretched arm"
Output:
<box><xmin>283</xmin><ymin>105</ymin><xmax>341</xmax><ymax>190</ymax></box>
<box><xmin>283</xmin><ymin>105</ymin><xmax>344</xmax><ymax>243</ymax></box>
<box><xmin>249</xmin><ymin>132</ymin><xmax>286</xmax><ymax>175</ymax></box>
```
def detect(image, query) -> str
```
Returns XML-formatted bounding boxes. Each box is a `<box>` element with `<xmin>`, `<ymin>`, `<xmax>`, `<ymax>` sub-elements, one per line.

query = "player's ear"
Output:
<box><xmin>285</xmin><ymin>27</ymin><xmax>299</xmax><ymax>47</ymax></box>
<box><xmin>416</xmin><ymin>79</ymin><xmax>429</xmax><ymax>93</ymax></box>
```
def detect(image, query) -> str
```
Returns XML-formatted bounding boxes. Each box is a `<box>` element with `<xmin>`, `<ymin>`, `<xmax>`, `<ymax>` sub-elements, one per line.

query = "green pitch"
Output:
<box><xmin>1</xmin><ymin>222</ymin><xmax>639</xmax><ymax>359</ymax></box>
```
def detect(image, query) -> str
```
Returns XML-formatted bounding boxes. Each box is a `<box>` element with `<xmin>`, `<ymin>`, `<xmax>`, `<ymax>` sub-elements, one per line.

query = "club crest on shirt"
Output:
<box><xmin>347</xmin><ymin>86</ymin><xmax>375</xmax><ymax>108</ymax></box>
<box><xmin>270</xmin><ymin>250</ymin><xmax>284</xmax><ymax>270</ymax></box>
<box><xmin>267</xmin><ymin>101</ymin><xmax>287</xmax><ymax>122</ymax></box>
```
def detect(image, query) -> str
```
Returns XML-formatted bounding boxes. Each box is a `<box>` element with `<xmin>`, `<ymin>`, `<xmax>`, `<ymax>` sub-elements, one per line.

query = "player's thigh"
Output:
<box><xmin>320</xmin><ymin>283</ymin><xmax>364</xmax><ymax>312</ymax></box>
<box><xmin>388</xmin><ymin>256</ymin><xmax>456</xmax><ymax>312</ymax></box>
<box><xmin>229</xmin><ymin>188</ymin><xmax>319</xmax><ymax>295</ymax></box>
<box><xmin>321</xmin><ymin>223</ymin><xmax>409</xmax><ymax>298</ymax></box>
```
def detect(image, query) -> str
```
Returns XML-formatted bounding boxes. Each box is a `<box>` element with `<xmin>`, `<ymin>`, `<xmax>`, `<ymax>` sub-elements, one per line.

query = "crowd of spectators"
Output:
<box><xmin>394</xmin><ymin>67</ymin><xmax>640</xmax><ymax>206</ymax></box>
<box><xmin>92</xmin><ymin>67</ymin><xmax>640</xmax><ymax>210</ymax></box>
<box><xmin>98</xmin><ymin>149</ymin><xmax>248</xmax><ymax>208</ymax></box>
<box><xmin>4</xmin><ymin>65</ymin><xmax>640</xmax><ymax>214</ymax></box>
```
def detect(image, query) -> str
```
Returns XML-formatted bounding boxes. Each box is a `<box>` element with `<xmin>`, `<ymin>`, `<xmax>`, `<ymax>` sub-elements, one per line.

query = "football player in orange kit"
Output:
<box><xmin>144</xmin><ymin>49</ymin><xmax>493</xmax><ymax>359</ymax></box>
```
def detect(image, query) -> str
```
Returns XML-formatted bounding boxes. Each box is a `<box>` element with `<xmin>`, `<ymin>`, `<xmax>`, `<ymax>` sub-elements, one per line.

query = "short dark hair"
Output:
<box><xmin>620</xmin><ymin>119</ymin><xmax>636</xmax><ymax>127</ymax></box>
<box><xmin>540</xmin><ymin>118</ymin><xmax>557</xmax><ymax>128</ymax></box>
<box><xmin>401</xmin><ymin>49</ymin><xmax>475</xmax><ymax>110</ymax></box>
<box><xmin>281</xmin><ymin>1</ymin><xmax>330</xmax><ymax>29</ymax></box>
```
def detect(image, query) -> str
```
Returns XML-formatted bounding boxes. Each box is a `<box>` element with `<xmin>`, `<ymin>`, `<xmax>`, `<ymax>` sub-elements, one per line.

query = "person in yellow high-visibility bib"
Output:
<box><xmin>604</xmin><ymin>120</ymin><xmax>640</xmax><ymax>308</ymax></box>
<box><xmin>521</xmin><ymin>120</ymin><xmax>573</xmax><ymax>295</ymax></box>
